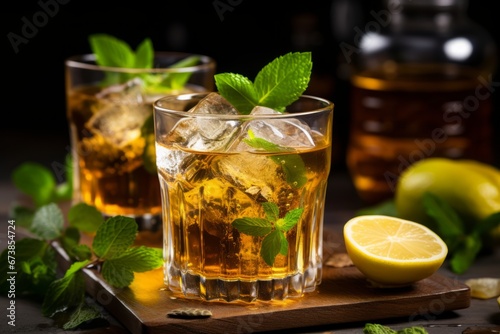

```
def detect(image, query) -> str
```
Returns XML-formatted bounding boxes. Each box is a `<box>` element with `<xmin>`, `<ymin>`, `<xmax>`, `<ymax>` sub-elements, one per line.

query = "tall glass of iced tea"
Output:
<box><xmin>65</xmin><ymin>53</ymin><xmax>216</xmax><ymax>242</ymax></box>
<box><xmin>154</xmin><ymin>92</ymin><xmax>333</xmax><ymax>302</ymax></box>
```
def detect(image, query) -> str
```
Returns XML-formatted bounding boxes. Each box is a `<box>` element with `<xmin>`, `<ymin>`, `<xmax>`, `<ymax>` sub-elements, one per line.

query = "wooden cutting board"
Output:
<box><xmin>55</xmin><ymin>231</ymin><xmax>470</xmax><ymax>334</ymax></box>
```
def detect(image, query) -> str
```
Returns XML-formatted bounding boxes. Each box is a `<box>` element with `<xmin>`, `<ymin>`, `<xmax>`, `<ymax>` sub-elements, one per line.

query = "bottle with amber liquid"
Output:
<box><xmin>346</xmin><ymin>0</ymin><xmax>497</xmax><ymax>204</ymax></box>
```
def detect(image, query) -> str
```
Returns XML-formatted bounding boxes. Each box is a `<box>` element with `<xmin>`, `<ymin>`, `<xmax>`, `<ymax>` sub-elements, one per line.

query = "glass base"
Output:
<box><xmin>165</xmin><ymin>266</ymin><xmax>322</xmax><ymax>303</ymax></box>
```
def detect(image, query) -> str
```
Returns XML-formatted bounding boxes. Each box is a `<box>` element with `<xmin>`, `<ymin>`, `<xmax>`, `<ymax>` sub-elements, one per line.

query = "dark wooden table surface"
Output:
<box><xmin>0</xmin><ymin>172</ymin><xmax>499</xmax><ymax>334</ymax></box>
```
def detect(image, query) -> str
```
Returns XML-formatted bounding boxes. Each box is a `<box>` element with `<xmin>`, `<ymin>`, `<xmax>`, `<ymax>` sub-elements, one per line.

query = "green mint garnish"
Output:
<box><xmin>89</xmin><ymin>33</ymin><xmax>153</xmax><ymax>69</ymax></box>
<box><xmin>88</xmin><ymin>34</ymin><xmax>201</xmax><ymax>174</ymax></box>
<box><xmin>2</xmin><ymin>201</ymin><xmax>163</xmax><ymax>329</ymax></box>
<box><xmin>232</xmin><ymin>202</ymin><xmax>303</xmax><ymax>266</ymax></box>
<box><xmin>215</xmin><ymin>51</ymin><xmax>312</xmax><ymax>114</ymax></box>
<box><xmin>244</xmin><ymin>130</ymin><xmax>307</xmax><ymax>188</ymax></box>
<box><xmin>88</xmin><ymin>33</ymin><xmax>200</xmax><ymax>93</ymax></box>
<box><xmin>11</xmin><ymin>158</ymin><xmax>73</xmax><ymax>209</ymax></box>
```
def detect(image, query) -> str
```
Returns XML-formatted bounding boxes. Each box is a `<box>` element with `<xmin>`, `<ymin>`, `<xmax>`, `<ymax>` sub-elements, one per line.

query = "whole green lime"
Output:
<box><xmin>395</xmin><ymin>158</ymin><xmax>500</xmax><ymax>232</ymax></box>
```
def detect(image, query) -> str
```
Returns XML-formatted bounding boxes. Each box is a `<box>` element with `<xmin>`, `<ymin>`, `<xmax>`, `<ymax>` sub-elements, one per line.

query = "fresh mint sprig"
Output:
<box><xmin>4</xmin><ymin>169</ymin><xmax>163</xmax><ymax>330</ymax></box>
<box><xmin>89</xmin><ymin>33</ymin><xmax>153</xmax><ymax>69</ymax></box>
<box><xmin>89</xmin><ymin>33</ymin><xmax>201</xmax><ymax>93</ymax></box>
<box><xmin>217</xmin><ymin>52</ymin><xmax>313</xmax><ymax>265</ymax></box>
<box><xmin>1</xmin><ymin>202</ymin><xmax>163</xmax><ymax>329</ymax></box>
<box><xmin>232</xmin><ymin>202</ymin><xmax>304</xmax><ymax>266</ymax></box>
<box><xmin>11</xmin><ymin>157</ymin><xmax>73</xmax><ymax>228</ymax></box>
<box><xmin>215</xmin><ymin>51</ymin><xmax>312</xmax><ymax>114</ymax></box>
<box><xmin>89</xmin><ymin>33</ymin><xmax>201</xmax><ymax>175</ymax></box>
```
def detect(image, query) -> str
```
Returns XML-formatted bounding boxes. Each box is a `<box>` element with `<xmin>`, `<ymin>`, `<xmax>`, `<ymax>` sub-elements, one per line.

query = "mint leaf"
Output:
<box><xmin>92</xmin><ymin>216</ymin><xmax>137</xmax><ymax>260</ymax></box>
<box><xmin>254</xmin><ymin>51</ymin><xmax>312</xmax><ymax>110</ymax></box>
<box><xmin>262</xmin><ymin>202</ymin><xmax>279</xmax><ymax>222</ymax></box>
<box><xmin>101</xmin><ymin>260</ymin><xmax>134</xmax><ymax>289</ymax></box>
<box><xmin>53</xmin><ymin>153</ymin><xmax>73</xmax><ymax>202</ymax></box>
<box><xmin>423</xmin><ymin>192</ymin><xmax>465</xmax><ymax>239</ymax></box>
<box><xmin>111</xmin><ymin>246</ymin><xmax>163</xmax><ymax>272</ymax></box>
<box><xmin>60</xmin><ymin>227</ymin><xmax>92</xmax><ymax>261</ymax></box>
<box><xmin>0</xmin><ymin>238</ymin><xmax>55</xmax><ymax>297</ymax></box>
<box><xmin>475</xmin><ymin>211</ymin><xmax>500</xmax><ymax>236</ymax></box>
<box><xmin>42</xmin><ymin>260</ymin><xmax>90</xmax><ymax>317</ymax></box>
<box><xmin>244</xmin><ymin>130</ymin><xmax>307</xmax><ymax>188</ymax></box>
<box><xmin>160</xmin><ymin>55</ymin><xmax>201</xmax><ymax>91</ymax></box>
<box><xmin>9</xmin><ymin>204</ymin><xmax>35</xmax><ymax>228</ymax></box>
<box><xmin>244</xmin><ymin>129</ymin><xmax>292</xmax><ymax>152</ymax></box>
<box><xmin>279</xmin><ymin>208</ymin><xmax>304</xmax><ymax>232</ymax></box>
<box><xmin>261</xmin><ymin>230</ymin><xmax>283</xmax><ymax>266</ymax></box>
<box><xmin>279</xmin><ymin>234</ymin><xmax>288</xmax><ymax>256</ymax></box>
<box><xmin>63</xmin><ymin>304</ymin><xmax>104</xmax><ymax>330</ymax></box>
<box><xmin>68</xmin><ymin>203</ymin><xmax>104</xmax><ymax>233</ymax></box>
<box><xmin>215</xmin><ymin>52</ymin><xmax>312</xmax><ymax>114</ymax></box>
<box><xmin>272</xmin><ymin>153</ymin><xmax>307</xmax><ymax>188</ymax></box>
<box><xmin>31</xmin><ymin>203</ymin><xmax>64</xmax><ymax>240</ymax></box>
<box><xmin>134</xmin><ymin>38</ymin><xmax>154</xmax><ymax>68</ymax></box>
<box><xmin>232</xmin><ymin>201</ymin><xmax>303</xmax><ymax>266</ymax></box>
<box><xmin>232</xmin><ymin>218</ymin><xmax>272</xmax><ymax>237</ymax></box>
<box><xmin>363</xmin><ymin>323</ymin><xmax>429</xmax><ymax>334</ymax></box>
<box><xmin>214</xmin><ymin>73</ymin><xmax>258</xmax><ymax>114</ymax></box>
<box><xmin>450</xmin><ymin>233</ymin><xmax>482</xmax><ymax>274</ymax></box>
<box><xmin>12</xmin><ymin>162</ymin><xmax>56</xmax><ymax>207</ymax></box>
<box><xmin>101</xmin><ymin>246</ymin><xmax>162</xmax><ymax>288</ymax></box>
<box><xmin>89</xmin><ymin>33</ymin><xmax>136</xmax><ymax>68</ymax></box>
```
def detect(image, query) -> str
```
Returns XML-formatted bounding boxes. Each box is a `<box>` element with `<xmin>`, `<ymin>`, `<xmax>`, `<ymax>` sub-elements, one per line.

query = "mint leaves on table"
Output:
<box><xmin>216</xmin><ymin>52</ymin><xmax>313</xmax><ymax>266</ymax></box>
<box><xmin>363</xmin><ymin>323</ymin><xmax>428</xmax><ymax>334</ymax></box>
<box><xmin>357</xmin><ymin>193</ymin><xmax>500</xmax><ymax>274</ymax></box>
<box><xmin>89</xmin><ymin>33</ymin><xmax>201</xmax><ymax>92</ymax></box>
<box><xmin>232</xmin><ymin>202</ymin><xmax>303</xmax><ymax>266</ymax></box>
<box><xmin>6</xmin><ymin>160</ymin><xmax>163</xmax><ymax>330</ymax></box>
<box><xmin>215</xmin><ymin>51</ymin><xmax>312</xmax><ymax>114</ymax></box>
<box><xmin>422</xmin><ymin>192</ymin><xmax>500</xmax><ymax>274</ymax></box>
<box><xmin>11</xmin><ymin>158</ymin><xmax>72</xmax><ymax>208</ymax></box>
<box><xmin>11</xmin><ymin>156</ymin><xmax>73</xmax><ymax>227</ymax></box>
<box><xmin>1</xmin><ymin>202</ymin><xmax>163</xmax><ymax>329</ymax></box>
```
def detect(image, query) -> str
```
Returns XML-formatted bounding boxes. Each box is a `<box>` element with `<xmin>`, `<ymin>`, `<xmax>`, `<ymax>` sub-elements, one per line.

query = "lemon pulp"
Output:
<box><xmin>344</xmin><ymin>215</ymin><xmax>448</xmax><ymax>286</ymax></box>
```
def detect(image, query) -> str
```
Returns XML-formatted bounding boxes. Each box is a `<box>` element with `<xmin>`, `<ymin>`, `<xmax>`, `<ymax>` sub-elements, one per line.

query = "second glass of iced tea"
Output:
<box><xmin>65</xmin><ymin>53</ymin><xmax>216</xmax><ymax>242</ymax></box>
<box><xmin>154</xmin><ymin>92</ymin><xmax>333</xmax><ymax>302</ymax></box>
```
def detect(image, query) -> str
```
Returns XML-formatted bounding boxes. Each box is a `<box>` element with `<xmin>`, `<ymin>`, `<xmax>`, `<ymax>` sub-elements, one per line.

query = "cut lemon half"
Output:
<box><xmin>343</xmin><ymin>215</ymin><xmax>448</xmax><ymax>287</ymax></box>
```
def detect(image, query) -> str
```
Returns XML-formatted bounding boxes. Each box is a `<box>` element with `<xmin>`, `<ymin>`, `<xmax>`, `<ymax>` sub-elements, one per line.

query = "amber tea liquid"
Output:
<box><xmin>67</xmin><ymin>86</ymin><xmax>162</xmax><ymax>218</ymax></box>
<box><xmin>157</xmin><ymin>138</ymin><xmax>331</xmax><ymax>302</ymax></box>
<box><xmin>347</xmin><ymin>65</ymin><xmax>493</xmax><ymax>204</ymax></box>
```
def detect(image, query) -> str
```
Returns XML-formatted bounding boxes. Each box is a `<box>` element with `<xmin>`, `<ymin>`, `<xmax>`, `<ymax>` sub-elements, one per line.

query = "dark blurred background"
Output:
<box><xmin>2</xmin><ymin>0</ymin><xmax>499</xmax><ymax>183</ymax></box>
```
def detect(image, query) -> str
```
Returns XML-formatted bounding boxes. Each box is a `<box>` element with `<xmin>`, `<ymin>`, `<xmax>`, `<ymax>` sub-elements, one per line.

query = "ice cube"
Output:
<box><xmin>87</xmin><ymin>78</ymin><xmax>151</xmax><ymax>148</ymax></box>
<box><xmin>189</xmin><ymin>92</ymin><xmax>239</xmax><ymax>115</ymax></box>
<box><xmin>212</xmin><ymin>152</ymin><xmax>287</xmax><ymax>203</ymax></box>
<box><xmin>166</xmin><ymin>93</ymin><xmax>242</xmax><ymax>152</ymax></box>
<box><xmin>87</xmin><ymin>103</ymin><xmax>151</xmax><ymax>147</ymax></box>
<box><xmin>96</xmin><ymin>77</ymin><xmax>145</xmax><ymax>105</ymax></box>
<box><xmin>228</xmin><ymin>106</ymin><xmax>316</xmax><ymax>152</ymax></box>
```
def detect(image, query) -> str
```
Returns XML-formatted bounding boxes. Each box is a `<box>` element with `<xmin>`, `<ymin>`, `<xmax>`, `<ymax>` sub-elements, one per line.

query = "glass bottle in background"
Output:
<box><xmin>346</xmin><ymin>0</ymin><xmax>497</xmax><ymax>204</ymax></box>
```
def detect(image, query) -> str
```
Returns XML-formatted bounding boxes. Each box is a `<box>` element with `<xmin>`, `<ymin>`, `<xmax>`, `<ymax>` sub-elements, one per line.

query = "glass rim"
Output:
<box><xmin>153</xmin><ymin>93</ymin><xmax>334</xmax><ymax>120</ymax></box>
<box><xmin>65</xmin><ymin>52</ymin><xmax>216</xmax><ymax>74</ymax></box>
